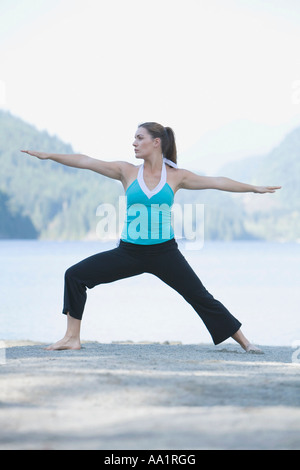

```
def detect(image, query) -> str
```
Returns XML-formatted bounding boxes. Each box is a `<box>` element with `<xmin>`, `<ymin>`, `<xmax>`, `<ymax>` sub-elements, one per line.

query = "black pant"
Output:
<box><xmin>63</xmin><ymin>238</ymin><xmax>241</xmax><ymax>345</ymax></box>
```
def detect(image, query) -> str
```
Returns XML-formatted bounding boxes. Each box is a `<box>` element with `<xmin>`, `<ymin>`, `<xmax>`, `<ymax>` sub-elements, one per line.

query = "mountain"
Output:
<box><xmin>0</xmin><ymin>189</ymin><xmax>37</xmax><ymax>239</ymax></box>
<box><xmin>0</xmin><ymin>110</ymin><xmax>122</xmax><ymax>239</ymax></box>
<box><xmin>182</xmin><ymin>118</ymin><xmax>300</xmax><ymax>175</ymax></box>
<box><xmin>218</xmin><ymin>126</ymin><xmax>300</xmax><ymax>241</ymax></box>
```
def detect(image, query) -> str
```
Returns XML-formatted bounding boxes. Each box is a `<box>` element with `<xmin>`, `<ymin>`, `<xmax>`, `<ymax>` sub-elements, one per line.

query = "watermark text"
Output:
<box><xmin>0</xmin><ymin>80</ymin><xmax>6</xmax><ymax>106</ymax></box>
<box><xmin>291</xmin><ymin>340</ymin><xmax>300</xmax><ymax>365</ymax></box>
<box><xmin>291</xmin><ymin>80</ymin><xmax>300</xmax><ymax>105</ymax></box>
<box><xmin>96</xmin><ymin>197</ymin><xmax>204</xmax><ymax>250</ymax></box>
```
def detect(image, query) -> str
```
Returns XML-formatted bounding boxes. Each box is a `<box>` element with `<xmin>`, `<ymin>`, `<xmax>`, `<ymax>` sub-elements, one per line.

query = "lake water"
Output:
<box><xmin>0</xmin><ymin>240</ymin><xmax>299</xmax><ymax>347</ymax></box>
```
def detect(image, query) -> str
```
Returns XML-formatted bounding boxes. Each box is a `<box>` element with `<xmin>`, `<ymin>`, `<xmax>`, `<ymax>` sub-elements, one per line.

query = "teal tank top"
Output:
<box><xmin>121</xmin><ymin>160</ymin><xmax>175</xmax><ymax>245</ymax></box>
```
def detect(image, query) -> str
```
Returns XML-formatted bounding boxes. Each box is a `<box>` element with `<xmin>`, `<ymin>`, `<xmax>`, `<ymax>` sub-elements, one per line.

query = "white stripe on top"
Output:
<box><xmin>137</xmin><ymin>158</ymin><xmax>178</xmax><ymax>199</ymax></box>
<box><xmin>137</xmin><ymin>161</ymin><xmax>166</xmax><ymax>199</ymax></box>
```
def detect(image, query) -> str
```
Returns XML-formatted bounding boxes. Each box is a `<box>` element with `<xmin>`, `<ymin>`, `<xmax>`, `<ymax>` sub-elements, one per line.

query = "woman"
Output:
<box><xmin>21</xmin><ymin>122</ymin><xmax>281</xmax><ymax>352</ymax></box>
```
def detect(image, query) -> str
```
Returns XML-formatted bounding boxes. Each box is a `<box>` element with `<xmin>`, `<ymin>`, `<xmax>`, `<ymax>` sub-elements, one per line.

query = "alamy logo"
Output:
<box><xmin>96</xmin><ymin>197</ymin><xmax>205</xmax><ymax>250</ymax></box>
<box><xmin>0</xmin><ymin>80</ymin><xmax>6</xmax><ymax>106</ymax></box>
<box><xmin>291</xmin><ymin>340</ymin><xmax>300</xmax><ymax>365</ymax></box>
<box><xmin>292</xmin><ymin>80</ymin><xmax>300</xmax><ymax>105</ymax></box>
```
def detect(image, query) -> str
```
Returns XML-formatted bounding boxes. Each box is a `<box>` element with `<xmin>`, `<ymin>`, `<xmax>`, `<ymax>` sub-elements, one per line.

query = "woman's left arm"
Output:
<box><xmin>178</xmin><ymin>170</ymin><xmax>281</xmax><ymax>194</ymax></box>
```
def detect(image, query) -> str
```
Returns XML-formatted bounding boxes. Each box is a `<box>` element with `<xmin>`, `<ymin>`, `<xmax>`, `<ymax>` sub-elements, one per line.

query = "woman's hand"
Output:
<box><xmin>253</xmin><ymin>185</ymin><xmax>282</xmax><ymax>194</ymax></box>
<box><xmin>21</xmin><ymin>150</ymin><xmax>50</xmax><ymax>160</ymax></box>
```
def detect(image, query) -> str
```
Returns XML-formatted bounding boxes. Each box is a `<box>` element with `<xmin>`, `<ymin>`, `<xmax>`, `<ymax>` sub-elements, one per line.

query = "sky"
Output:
<box><xmin>1</xmin><ymin>0</ymin><xmax>300</xmax><ymax>173</ymax></box>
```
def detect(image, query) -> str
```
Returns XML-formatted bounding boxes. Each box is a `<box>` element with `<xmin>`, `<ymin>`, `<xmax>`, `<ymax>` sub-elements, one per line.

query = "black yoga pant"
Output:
<box><xmin>63</xmin><ymin>238</ymin><xmax>241</xmax><ymax>345</ymax></box>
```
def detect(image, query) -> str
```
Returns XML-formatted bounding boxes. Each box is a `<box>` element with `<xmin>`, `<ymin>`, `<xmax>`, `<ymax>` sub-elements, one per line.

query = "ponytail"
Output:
<box><xmin>164</xmin><ymin>127</ymin><xmax>177</xmax><ymax>165</ymax></box>
<box><xmin>138</xmin><ymin>122</ymin><xmax>177</xmax><ymax>165</ymax></box>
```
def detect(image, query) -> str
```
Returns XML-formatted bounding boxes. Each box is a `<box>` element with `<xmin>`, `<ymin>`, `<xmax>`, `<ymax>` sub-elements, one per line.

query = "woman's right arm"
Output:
<box><xmin>20</xmin><ymin>150</ymin><xmax>133</xmax><ymax>182</ymax></box>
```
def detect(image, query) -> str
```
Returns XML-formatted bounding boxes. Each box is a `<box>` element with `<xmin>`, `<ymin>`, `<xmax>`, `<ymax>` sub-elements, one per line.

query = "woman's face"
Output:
<box><xmin>133</xmin><ymin>127</ymin><xmax>158</xmax><ymax>160</ymax></box>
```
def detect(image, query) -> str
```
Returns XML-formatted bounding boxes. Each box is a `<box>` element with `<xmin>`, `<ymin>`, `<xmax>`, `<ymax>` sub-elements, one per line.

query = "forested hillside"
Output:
<box><xmin>0</xmin><ymin>110</ymin><xmax>122</xmax><ymax>239</ymax></box>
<box><xmin>0</xmin><ymin>109</ymin><xmax>298</xmax><ymax>241</ymax></box>
<box><xmin>218</xmin><ymin>126</ymin><xmax>300</xmax><ymax>241</ymax></box>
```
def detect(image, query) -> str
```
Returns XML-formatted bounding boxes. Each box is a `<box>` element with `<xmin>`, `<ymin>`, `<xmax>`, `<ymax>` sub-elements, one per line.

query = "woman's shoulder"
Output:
<box><xmin>119</xmin><ymin>161</ymin><xmax>140</xmax><ymax>176</ymax></box>
<box><xmin>166</xmin><ymin>165</ymin><xmax>187</xmax><ymax>179</ymax></box>
<box><xmin>119</xmin><ymin>161</ymin><xmax>140</xmax><ymax>188</ymax></box>
<box><xmin>165</xmin><ymin>166</ymin><xmax>187</xmax><ymax>193</ymax></box>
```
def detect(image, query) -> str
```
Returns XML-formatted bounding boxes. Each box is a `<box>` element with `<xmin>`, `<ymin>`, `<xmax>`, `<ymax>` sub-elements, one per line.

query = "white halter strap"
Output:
<box><xmin>138</xmin><ymin>160</ymin><xmax>167</xmax><ymax>199</ymax></box>
<box><xmin>163</xmin><ymin>157</ymin><xmax>178</xmax><ymax>168</ymax></box>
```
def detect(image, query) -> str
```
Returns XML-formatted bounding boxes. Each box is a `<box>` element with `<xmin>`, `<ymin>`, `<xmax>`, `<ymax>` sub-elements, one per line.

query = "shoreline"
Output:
<box><xmin>0</xmin><ymin>341</ymin><xmax>299</xmax><ymax>450</ymax></box>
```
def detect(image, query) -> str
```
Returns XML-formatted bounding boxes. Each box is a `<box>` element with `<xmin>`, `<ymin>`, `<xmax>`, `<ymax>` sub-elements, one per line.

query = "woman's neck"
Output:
<box><xmin>143</xmin><ymin>154</ymin><xmax>163</xmax><ymax>173</ymax></box>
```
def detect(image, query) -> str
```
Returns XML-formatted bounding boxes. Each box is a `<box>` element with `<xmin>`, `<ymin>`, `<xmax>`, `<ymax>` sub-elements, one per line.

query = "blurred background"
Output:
<box><xmin>0</xmin><ymin>0</ymin><xmax>299</xmax><ymax>346</ymax></box>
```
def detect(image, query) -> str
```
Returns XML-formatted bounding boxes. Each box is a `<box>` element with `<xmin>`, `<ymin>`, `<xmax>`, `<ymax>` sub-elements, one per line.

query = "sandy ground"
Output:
<box><xmin>0</xmin><ymin>341</ymin><xmax>299</xmax><ymax>450</ymax></box>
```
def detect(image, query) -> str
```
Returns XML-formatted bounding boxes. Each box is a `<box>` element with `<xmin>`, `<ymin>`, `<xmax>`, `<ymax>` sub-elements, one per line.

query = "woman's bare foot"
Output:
<box><xmin>45</xmin><ymin>313</ymin><xmax>82</xmax><ymax>351</ymax></box>
<box><xmin>45</xmin><ymin>336</ymin><xmax>81</xmax><ymax>351</ymax></box>
<box><xmin>231</xmin><ymin>328</ymin><xmax>264</xmax><ymax>354</ymax></box>
<box><xmin>244</xmin><ymin>343</ymin><xmax>264</xmax><ymax>354</ymax></box>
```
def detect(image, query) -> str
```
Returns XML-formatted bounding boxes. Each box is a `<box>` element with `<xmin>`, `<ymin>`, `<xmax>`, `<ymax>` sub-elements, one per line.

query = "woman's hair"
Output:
<box><xmin>138</xmin><ymin>122</ymin><xmax>177</xmax><ymax>165</ymax></box>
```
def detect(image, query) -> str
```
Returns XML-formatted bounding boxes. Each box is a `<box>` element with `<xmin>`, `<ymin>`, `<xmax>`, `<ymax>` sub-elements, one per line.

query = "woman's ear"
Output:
<box><xmin>153</xmin><ymin>137</ymin><xmax>161</xmax><ymax>149</ymax></box>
